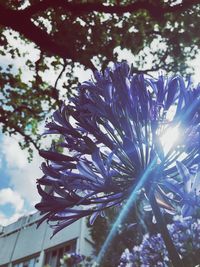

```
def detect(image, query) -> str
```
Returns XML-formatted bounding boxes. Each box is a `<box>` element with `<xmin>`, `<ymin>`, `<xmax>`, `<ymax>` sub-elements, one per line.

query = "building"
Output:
<box><xmin>0</xmin><ymin>212</ymin><xmax>93</xmax><ymax>267</ymax></box>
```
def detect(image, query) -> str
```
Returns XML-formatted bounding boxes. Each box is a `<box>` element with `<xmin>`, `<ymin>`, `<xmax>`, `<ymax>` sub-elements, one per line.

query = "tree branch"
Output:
<box><xmin>54</xmin><ymin>59</ymin><xmax>67</xmax><ymax>90</ymax></box>
<box><xmin>0</xmin><ymin>1</ymin><xmax>197</xmax><ymax>72</ymax></box>
<box><xmin>23</xmin><ymin>0</ymin><xmax>200</xmax><ymax>18</ymax></box>
<box><xmin>48</xmin><ymin>59</ymin><xmax>68</xmax><ymax>106</ymax></box>
<box><xmin>0</xmin><ymin>4</ymin><xmax>95</xmax><ymax>70</ymax></box>
<box><xmin>9</xmin><ymin>124</ymin><xmax>40</xmax><ymax>151</ymax></box>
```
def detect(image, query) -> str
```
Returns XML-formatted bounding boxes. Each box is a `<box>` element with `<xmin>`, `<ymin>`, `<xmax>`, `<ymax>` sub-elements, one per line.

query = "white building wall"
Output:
<box><xmin>0</xmin><ymin>217</ymin><xmax>26</xmax><ymax>265</ymax></box>
<box><xmin>0</xmin><ymin>212</ymin><xmax>94</xmax><ymax>267</ymax></box>
<box><xmin>76</xmin><ymin>217</ymin><xmax>93</xmax><ymax>258</ymax></box>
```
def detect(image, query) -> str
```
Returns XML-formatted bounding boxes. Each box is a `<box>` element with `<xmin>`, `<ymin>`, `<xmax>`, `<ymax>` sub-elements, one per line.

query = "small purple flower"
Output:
<box><xmin>61</xmin><ymin>252</ymin><xmax>85</xmax><ymax>266</ymax></box>
<box><xmin>35</xmin><ymin>62</ymin><xmax>200</xmax><ymax>235</ymax></box>
<box><xmin>140</xmin><ymin>234</ymin><xmax>169</xmax><ymax>267</ymax></box>
<box><xmin>168</xmin><ymin>216</ymin><xmax>200</xmax><ymax>253</ymax></box>
<box><xmin>120</xmin><ymin>216</ymin><xmax>200</xmax><ymax>267</ymax></box>
<box><xmin>119</xmin><ymin>248</ymin><xmax>137</xmax><ymax>267</ymax></box>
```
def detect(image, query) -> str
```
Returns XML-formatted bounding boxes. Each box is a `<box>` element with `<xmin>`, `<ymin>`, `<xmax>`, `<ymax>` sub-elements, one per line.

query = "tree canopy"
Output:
<box><xmin>0</xmin><ymin>0</ymin><xmax>200</xmax><ymax>156</ymax></box>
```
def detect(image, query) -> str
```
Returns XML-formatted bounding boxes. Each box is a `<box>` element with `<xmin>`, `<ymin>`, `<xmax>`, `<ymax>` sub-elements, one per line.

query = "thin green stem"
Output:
<box><xmin>149</xmin><ymin>193</ymin><xmax>184</xmax><ymax>267</ymax></box>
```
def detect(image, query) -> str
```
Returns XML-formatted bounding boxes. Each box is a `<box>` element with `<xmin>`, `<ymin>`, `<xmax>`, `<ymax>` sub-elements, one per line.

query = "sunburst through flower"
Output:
<box><xmin>35</xmin><ymin>62</ymin><xmax>200</xmax><ymax>266</ymax></box>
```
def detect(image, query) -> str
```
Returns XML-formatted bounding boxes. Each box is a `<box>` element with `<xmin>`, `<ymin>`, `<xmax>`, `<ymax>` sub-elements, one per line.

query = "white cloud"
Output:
<box><xmin>0</xmin><ymin>188</ymin><xmax>24</xmax><ymax>212</ymax></box>
<box><xmin>2</xmin><ymin>135</ymin><xmax>42</xmax><ymax>208</ymax></box>
<box><xmin>0</xmin><ymin>188</ymin><xmax>25</xmax><ymax>226</ymax></box>
<box><xmin>0</xmin><ymin>211</ymin><xmax>24</xmax><ymax>227</ymax></box>
<box><xmin>2</xmin><ymin>135</ymin><xmax>28</xmax><ymax>169</ymax></box>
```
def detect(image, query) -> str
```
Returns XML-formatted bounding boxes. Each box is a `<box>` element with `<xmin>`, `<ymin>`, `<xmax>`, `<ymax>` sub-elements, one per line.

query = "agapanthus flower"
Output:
<box><xmin>119</xmin><ymin>234</ymin><xmax>169</xmax><ymax>267</ymax></box>
<box><xmin>140</xmin><ymin>234</ymin><xmax>169</xmax><ymax>267</ymax></box>
<box><xmin>35</xmin><ymin>62</ymin><xmax>200</xmax><ymax>236</ymax></box>
<box><xmin>119</xmin><ymin>216</ymin><xmax>200</xmax><ymax>267</ymax></box>
<box><xmin>167</xmin><ymin>216</ymin><xmax>200</xmax><ymax>253</ymax></box>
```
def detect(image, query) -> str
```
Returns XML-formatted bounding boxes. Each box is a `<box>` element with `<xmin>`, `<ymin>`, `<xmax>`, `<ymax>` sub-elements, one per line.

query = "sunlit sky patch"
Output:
<box><xmin>160</xmin><ymin>125</ymin><xmax>180</xmax><ymax>154</ymax></box>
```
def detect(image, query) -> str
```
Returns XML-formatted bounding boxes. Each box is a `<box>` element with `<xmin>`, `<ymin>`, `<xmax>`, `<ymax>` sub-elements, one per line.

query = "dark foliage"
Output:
<box><xmin>1</xmin><ymin>1</ymin><xmax>200</xmax><ymax>155</ymax></box>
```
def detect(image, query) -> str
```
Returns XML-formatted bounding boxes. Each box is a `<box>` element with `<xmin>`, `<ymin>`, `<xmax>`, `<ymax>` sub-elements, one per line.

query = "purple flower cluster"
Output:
<box><xmin>140</xmin><ymin>234</ymin><xmax>169</xmax><ymax>267</ymax></box>
<box><xmin>168</xmin><ymin>217</ymin><xmax>200</xmax><ymax>254</ymax></box>
<box><xmin>119</xmin><ymin>216</ymin><xmax>200</xmax><ymax>266</ymax></box>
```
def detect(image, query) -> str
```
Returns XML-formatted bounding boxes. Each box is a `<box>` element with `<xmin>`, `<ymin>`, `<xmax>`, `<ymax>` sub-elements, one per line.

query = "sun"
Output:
<box><xmin>159</xmin><ymin>125</ymin><xmax>180</xmax><ymax>154</ymax></box>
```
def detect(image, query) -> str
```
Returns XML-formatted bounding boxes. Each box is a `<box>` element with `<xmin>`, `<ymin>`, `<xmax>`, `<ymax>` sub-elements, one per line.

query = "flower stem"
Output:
<box><xmin>149</xmin><ymin>193</ymin><xmax>184</xmax><ymax>267</ymax></box>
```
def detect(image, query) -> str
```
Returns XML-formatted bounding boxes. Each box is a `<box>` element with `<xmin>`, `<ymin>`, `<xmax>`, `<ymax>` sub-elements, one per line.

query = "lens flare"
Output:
<box><xmin>93</xmin><ymin>158</ymin><xmax>157</xmax><ymax>266</ymax></box>
<box><xmin>160</xmin><ymin>126</ymin><xmax>180</xmax><ymax>153</ymax></box>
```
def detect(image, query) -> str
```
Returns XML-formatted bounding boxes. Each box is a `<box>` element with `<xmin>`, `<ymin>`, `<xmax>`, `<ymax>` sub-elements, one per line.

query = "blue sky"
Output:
<box><xmin>0</xmin><ymin>133</ymin><xmax>42</xmax><ymax>225</ymax></box>
<box><xmin>1</xmin><ymin>29</ymin><xmax>200</xmax><ymax>227</ymax></box>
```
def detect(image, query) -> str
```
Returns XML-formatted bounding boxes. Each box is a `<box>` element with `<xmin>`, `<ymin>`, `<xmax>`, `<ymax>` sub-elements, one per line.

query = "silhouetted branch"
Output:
<box><xmin>54</xmin><ymin>59</ymin><xmax>67</xmax><ymax>90</ymax></box>
<box><xmin>23</xmin><ymin>0</ymin><xmax>200</xmax><ymax>18</ymax></box>
<box><xmin>0</xmin><ymin>1</ymin><xmax>198</xmax><ymax>70</ymax></box>
<box><xmin>0</xmin><ymin>4</ymin><xmax>95</xmax><ymax>70</ymax></box>
<box><xmin>9</xmin><ymin>124</ymin><xmax>40</xmax><ymax>151</ymax></box>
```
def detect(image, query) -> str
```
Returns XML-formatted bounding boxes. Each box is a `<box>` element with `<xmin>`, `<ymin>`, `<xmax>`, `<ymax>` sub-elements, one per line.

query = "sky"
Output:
<box><xmin>1</xmin><ymin>29</ymin><xmax>200</xmax><ymax>227</ymax></box>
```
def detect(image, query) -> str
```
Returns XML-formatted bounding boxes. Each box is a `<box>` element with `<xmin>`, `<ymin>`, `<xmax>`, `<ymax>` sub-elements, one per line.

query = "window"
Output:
<box><xmin>44</xmin><ymin>240</ymin><xmax>76</xmax><ymax>267</ymax></box>
<box><xmin>13</xmin><ymin>255</ymin><xmax>39</xmax><ymax>267</ymax></box>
